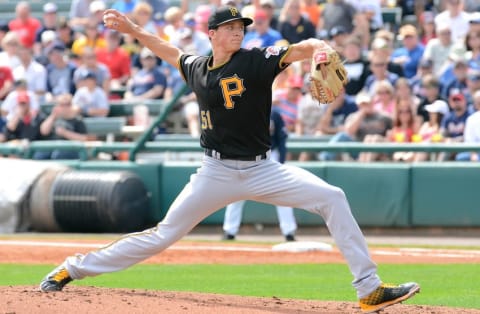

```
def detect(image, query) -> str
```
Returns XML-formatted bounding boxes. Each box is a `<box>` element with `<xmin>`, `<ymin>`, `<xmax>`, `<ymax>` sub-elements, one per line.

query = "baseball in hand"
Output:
<box><xmin>103</xmin><ymin>13</ymin><xmax>117</xmax><ymax>27</ymax></box>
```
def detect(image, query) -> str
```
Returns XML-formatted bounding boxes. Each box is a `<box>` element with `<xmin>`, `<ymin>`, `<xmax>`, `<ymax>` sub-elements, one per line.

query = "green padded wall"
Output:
<box><xmin>159</xmin><ymin>161</ymin><xmax>201</xmax><ymax>213</ymax></box>
<box><xmin>159</xmin><ymin>162</ymin><xmax>328</xmax><ymax>225</ymax></box>
<box><xmin>66</xmin><ymin>160</ymin><xmax>480</xmax><ymax>228</ymax></box>
<box><xmin>325</xmin><ymin>162</ymin><xmax>411</xmax><ymax>227</ymax></box>
<box><xmin>411</xmin><ymin>163</ymin><xmax>480</xmax><ymax>226</ymax></box>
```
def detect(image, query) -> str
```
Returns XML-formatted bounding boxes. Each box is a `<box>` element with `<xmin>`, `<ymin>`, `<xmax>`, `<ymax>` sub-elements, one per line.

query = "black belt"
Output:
<box><xmin>205</xmin><ymin>149</ymin><xmax>269</xmax><ymax>161</ymax></box>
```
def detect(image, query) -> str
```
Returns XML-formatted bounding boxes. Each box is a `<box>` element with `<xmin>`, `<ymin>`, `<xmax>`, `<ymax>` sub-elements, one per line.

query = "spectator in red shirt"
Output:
<box><xmin>96</xmin><ymin>30</ymin><xmax>131</xmax><ymax>92</ymax></box>
<box><xmin>0</xmin><ymin>66</ymin><xmax>14</xmax><ymax>100</ymax></box>
<box><xmin>8</xmin><ymin>1</ymin><xmax>41</xmax><ymax>49</ymax></box>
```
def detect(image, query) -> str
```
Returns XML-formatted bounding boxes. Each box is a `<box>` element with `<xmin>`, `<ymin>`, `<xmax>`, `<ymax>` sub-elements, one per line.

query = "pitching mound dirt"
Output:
<box><xmin>2</xmin><ymin>286</ymin><xmax>480</xmax><ymax>314</ymax></box>
<box><xmin>2</xmin><ymin>238</ymin><xmax>480</xmax><ymax>313</ymax></box>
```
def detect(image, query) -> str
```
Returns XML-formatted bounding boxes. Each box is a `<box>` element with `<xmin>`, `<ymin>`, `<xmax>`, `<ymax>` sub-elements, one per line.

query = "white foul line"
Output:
<box><xmin>1</xmin><ymin>240</ymin><xmax>480</xmax><ymax>258</ymax></box>
<box><xmin>0</xmin><ymin>240</ymin><xmax>272</xmax><ymax>252</ymax></box>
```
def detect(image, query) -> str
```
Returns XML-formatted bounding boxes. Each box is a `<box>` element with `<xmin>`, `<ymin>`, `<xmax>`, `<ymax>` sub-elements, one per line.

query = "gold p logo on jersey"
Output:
<box><xmin>220</xmin><ymin>75</ymin><xmax>245</xmax><ymax>109</ymax></box>
<box><xmin>229</xmin><ymin>7</ymin><xmax>238</xmax><ymax>16</ymax></box>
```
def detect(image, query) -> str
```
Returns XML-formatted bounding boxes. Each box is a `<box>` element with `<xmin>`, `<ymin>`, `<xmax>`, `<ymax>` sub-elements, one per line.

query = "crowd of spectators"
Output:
<box><xmin>0</xmin><ymin>0</ymin><xmax>479</xmax><ymax>162</ymax></box>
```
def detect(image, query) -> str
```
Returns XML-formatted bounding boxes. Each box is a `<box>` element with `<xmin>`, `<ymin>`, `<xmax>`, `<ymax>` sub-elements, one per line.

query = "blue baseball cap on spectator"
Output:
<box><xmin>79</xmin><ymin>70</ymin><xmax>97</xmax><ymax>80</ymax></box>
<box><xmin>46</xmin><ymin>41</ymin><xmax>66</xmax><ymax>55</ymax></box>
<box><xmin>183</xmin><ymin>12</ymin><xmax>195</xmax><ymax>27</ymax></box>
<box><xmin>153</xmin><ymin>12</ymin><xmax>165</xmax><ymax>26</ymax></box>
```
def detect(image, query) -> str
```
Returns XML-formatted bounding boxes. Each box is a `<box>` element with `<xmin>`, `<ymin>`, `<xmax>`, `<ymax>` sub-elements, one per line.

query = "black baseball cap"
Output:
<box><xmin>208</xmin><ymin>6</ymin><xmax>253</xmax><ymax>30</ymax></box>
<box><xmin>329</xmin><ymin>26</ymin><xmax>347</xmax><ymax>38</ymax></box>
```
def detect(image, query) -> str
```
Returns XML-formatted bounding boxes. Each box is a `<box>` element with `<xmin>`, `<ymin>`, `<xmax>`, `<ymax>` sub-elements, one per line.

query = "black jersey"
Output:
<box><xmin>179</xmin><ymin>46</ymin><xmax>290</xmax><ymax>157</ymax></box>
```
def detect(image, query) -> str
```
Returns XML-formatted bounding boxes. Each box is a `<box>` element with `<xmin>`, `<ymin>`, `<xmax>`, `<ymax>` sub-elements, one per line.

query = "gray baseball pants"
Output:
<box><xmin>63</xmin><ymin>155</ymin><xmax>381</xmax><ymax>298</ymax></box>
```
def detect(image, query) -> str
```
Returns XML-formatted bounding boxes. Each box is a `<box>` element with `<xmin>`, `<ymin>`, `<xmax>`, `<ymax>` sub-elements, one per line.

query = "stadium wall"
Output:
<box><xmin>65</xmin><ymin>161</ymin><xmax>480</xmax><ymax>228</ymax></box>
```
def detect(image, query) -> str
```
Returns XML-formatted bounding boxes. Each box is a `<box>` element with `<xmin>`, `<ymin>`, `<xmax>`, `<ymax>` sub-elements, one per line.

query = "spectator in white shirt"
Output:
<box><xmin>73</xmin><ymin>47</ymin><xmax>111</xmax><ymax>94</ymax></box>
<box><xmin>170</xmin><ymin>13</ymin><xmax>211</xmax><ymax>56</ymax></box>
<box><xmin>434</xmin><ymin>0</ymin><xmax>471</xmax><ymax>43</ymax></box>
<box><xmin>69</xmin><ymin>0</ymin><xmax>104</xmax><ymax>30</ymax></box>
<box><xmin>456</xmin><ymin>90</ymin><xmax>480</xmax><ymax>161</ymax></box>
<box><xmin>72</xmin><ymin>70</ymin><xmax>109</xmax><ymax>117</ymax></box>
<box><xmin>423</xmin><ymin>23</ymin><xmax>454</xmax><ymax>76</ymax></box>
<box><xmin>12</xmin><ymin>44</ymin><xmax>47</xmax><ymax>103</ymax></box>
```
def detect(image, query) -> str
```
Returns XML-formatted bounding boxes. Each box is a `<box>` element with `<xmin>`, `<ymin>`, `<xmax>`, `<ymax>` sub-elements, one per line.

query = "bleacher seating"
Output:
<box><xmin>3</xmin><ymin>139</ymin><xmax>480</xmax><ymax>161</ymax></box>
<box><xmin>153</xmin><ymin>133</ymin><xmax>333</xmax><ymax>143</ymax></box>
<box><xmin>381</xmin><ymin>7</ymin><xmax>403</xmax><ymax>31</ymax></box>
<box><xmin>40</xmin><ymin>100</ymin><xmax>166</xmax><ymax>117</ymax></box>
<box><xmin>83</xmin><ymin>116</ymin><xmax>126</xmax><ymax>137</ymax></box>
<box><xmin>24</xmin><ymin>140</ymin><xmax>89</xmax><ymax>159</ymax></box>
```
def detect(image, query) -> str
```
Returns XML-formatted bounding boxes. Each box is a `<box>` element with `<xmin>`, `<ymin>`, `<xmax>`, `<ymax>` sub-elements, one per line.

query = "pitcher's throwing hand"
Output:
<box><xmin>103</xmin><ymin>9</ymin><xmax>135</xmax><ymax>34</ymax></box>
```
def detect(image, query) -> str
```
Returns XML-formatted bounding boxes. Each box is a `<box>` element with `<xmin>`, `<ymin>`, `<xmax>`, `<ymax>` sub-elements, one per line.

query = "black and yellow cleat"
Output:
<box><xmin>39</xmin><ymin>266</ymin><xmax>73</xmax><ymax>292</ymax></box>
<box><xmin>359</xmin><ymin>282</ymin><xmax>420</xmax><ymax>313</ymax></box>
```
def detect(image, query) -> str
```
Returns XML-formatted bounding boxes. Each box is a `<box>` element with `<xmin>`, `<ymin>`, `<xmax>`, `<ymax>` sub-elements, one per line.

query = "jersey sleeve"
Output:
<box><xmin>255</xmin><ymin>46</ymin><xmax>291</xmax><ymax>77</ymax></box>
<box><xmin>178</xmin><ymin>54</ymin><xmax>205</xmax><ymax>86</ymax></box>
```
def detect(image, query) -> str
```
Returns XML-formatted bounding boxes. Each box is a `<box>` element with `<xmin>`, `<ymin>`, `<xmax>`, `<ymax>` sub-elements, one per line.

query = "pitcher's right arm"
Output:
<box><xmin>103</xmin><ymin>9</ymin><xmax>183</xmax><ymax>70</ymax></box>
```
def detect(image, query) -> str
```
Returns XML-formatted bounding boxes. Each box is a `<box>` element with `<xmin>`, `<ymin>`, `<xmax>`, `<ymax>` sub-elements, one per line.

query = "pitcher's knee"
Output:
<box><xmin>328</xmin><ymin>185</ymin><xmax>347</xmax><ymax>202</ymax></box>
<box><xmin>322</xmin><ymin>186</ymin><xmax>350</xmax><ymax>214</ymax></box>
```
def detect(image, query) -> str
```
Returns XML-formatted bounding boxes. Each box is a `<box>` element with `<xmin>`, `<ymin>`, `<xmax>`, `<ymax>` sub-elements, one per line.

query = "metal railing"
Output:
<box><xmin>3</xmin><ymin>140</ymin><xmax>479</xmax><ymax>161</ymax></box>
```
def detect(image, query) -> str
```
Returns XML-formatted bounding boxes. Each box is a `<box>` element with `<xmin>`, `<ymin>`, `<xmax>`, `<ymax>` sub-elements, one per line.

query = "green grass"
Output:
<box><xmin>1</xmin><ymin>263</ymin><xmax>479</xmax><ymax>309</ymax></box>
